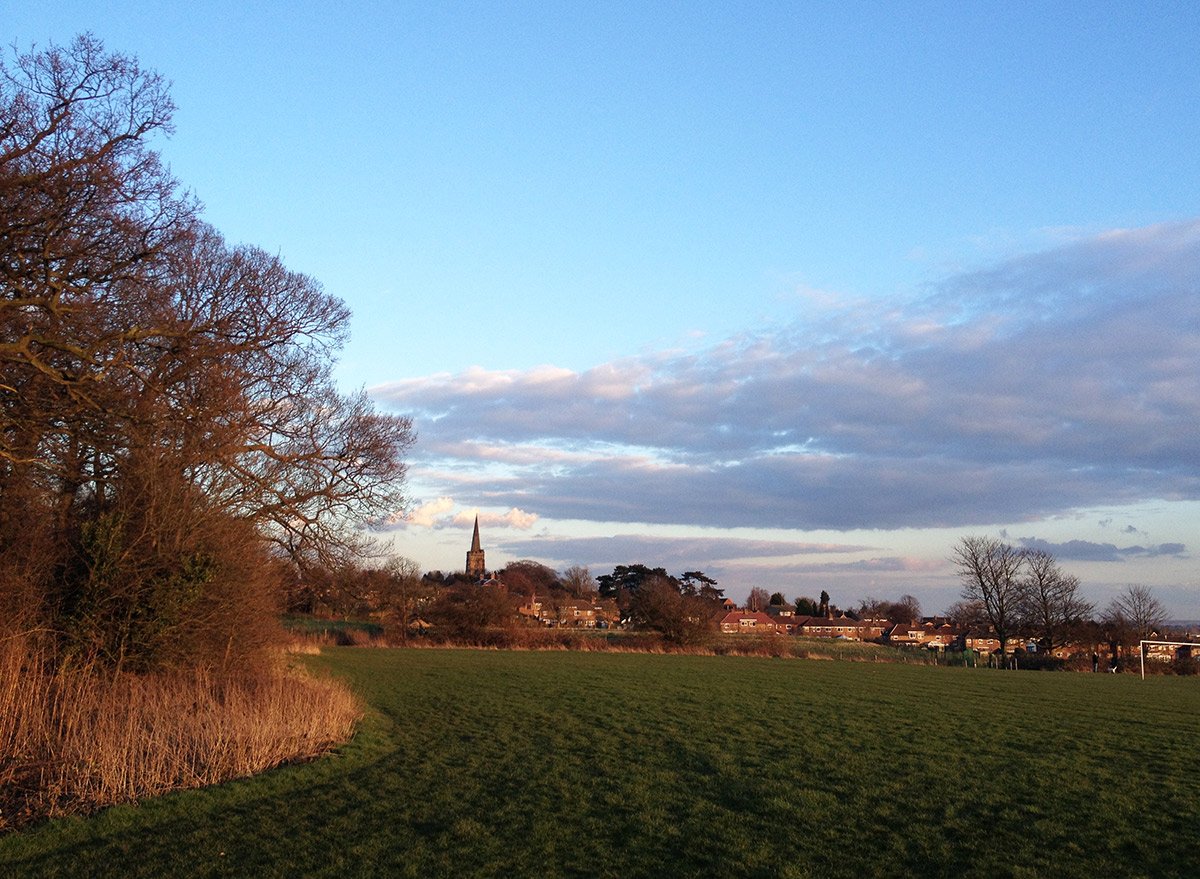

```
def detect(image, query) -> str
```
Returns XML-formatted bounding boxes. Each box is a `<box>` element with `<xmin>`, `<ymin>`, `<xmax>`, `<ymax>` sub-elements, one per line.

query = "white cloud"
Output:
<box><xmin>405</xmin><ymin>496</ymin><xmax>456</xmax><ymax>528</ymax></box>
<box><xmin>396</xmin><ymin>497</ymin><xmax>540</xmax><ymax>534</ymax></box>
<box><xmin>375</xmin><ymin>220</ymin><xmax>1200</xmax><ymax>535</ymax></box>
<box><xmin>453</xmin><ymin>508</ymin><xmax>540</xmax><ymax>530</ymax></box>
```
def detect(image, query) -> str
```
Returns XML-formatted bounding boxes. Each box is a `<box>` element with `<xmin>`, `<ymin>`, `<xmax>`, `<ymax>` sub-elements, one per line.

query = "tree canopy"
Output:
<box><xmin>0</xmin><ymin>36</ymin><xmax>413</xmax><ymax>669</ymax></box>
<box><xmin>597</xmin><ymin>564</ymin><xmax>674</xmax><ymax>598</ymax></box>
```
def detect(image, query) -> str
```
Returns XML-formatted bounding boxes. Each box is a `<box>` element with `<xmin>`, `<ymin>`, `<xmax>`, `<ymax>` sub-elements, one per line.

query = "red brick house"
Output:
<box><xmin>796</xmin><ymin>615</ymin><xmax>877</xmax><ymax>640</ymax></box>
<box><xmin>719</xmin><ymin>611</ymin><xmax>780</xmax><ymax>634</ymax></box>
<box><xmin>887</xmin><ymin>622</ymin><xmax>964</xmax><ymax>649</ymax></box>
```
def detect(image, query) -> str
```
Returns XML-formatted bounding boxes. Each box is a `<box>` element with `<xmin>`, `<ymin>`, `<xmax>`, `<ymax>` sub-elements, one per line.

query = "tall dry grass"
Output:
<box><xmin>0</xmin><ymin>632</ymin><xmax>362</xmax><ymax>831</ymax></box>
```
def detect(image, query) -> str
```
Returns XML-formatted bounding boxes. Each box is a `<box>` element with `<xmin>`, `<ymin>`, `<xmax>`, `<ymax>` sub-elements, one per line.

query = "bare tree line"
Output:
<box><xmin>953</xmin><ymin>536</ymin><xmax>1168</xmax><ymax>656</ymax></box>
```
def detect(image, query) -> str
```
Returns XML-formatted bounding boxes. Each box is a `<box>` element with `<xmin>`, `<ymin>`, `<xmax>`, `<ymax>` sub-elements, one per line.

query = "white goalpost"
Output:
<box><xmin>1139</xmin><ymin>640</ymin><xmax>1196</xmax><ymax>680</ymax></box>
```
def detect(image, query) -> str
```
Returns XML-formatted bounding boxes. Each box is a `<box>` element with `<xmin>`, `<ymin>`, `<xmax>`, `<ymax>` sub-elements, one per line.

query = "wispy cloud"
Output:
<box><xmin>497</xmin><ymin>533</ymin><xmax>872</xmax><ymax>571</ymax></box>
<box><xmin>375</xmin><ymin>221</ymin><xmax>1200</xmax><ymax>534</ymax></box>
<box><xmin>733</xmin><ymin>554</ymin><xmax>949</xmax><ymax>574</ymax></box>
<box><xmin>1016</xmin><ymin>537</ymin><xmax>1188</xmax><ymax>563</ymax></box>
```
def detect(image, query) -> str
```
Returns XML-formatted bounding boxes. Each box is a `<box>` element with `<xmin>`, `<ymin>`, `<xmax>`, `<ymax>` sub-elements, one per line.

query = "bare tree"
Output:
<box><xmin>944</xmin><ymin>599</ymin><xmax>988</xmax><ymax>631</ymax></box>
<box><xmin>561</xmin><ymin>565</ymin><xmax>597</xmax><ymax>599</ymax></box>
<box><xmin>1105</xmin><ymin>584</ymin><xmax>1167</xmax><ymax>644</ymax></box>
<box><xmin>1</xmin><ymin>36</ymin><xmax>192</xmax><ymax>506</ymax></box>
<box><xmin>1019</xmin><ymin>549</ymin><xmax>1093</xmax><ymax>651</ymax></box>
<box><xmin>500</xmin><ymin>560</ymin><xmax>558</xmax><ymax>595</ymax></box>
<box><xmin>893</xmin><ymin>594</ymin><xmax>922</xmax><ymax>623</ymax></box>
<box><xmin>953</xmin><ymin>536</ymin><xmax>1024</xmax><ymax>657</ymax></box>
<box><xmin>377</xmin><ymin>557</ymin><xmax>428</xmax><ymax>645</ymax></box>
<box><xmin>856</xmin><ymin>597</ymin><xmax>887</xmax><ymax>618</ymax></box>
<box><xmin>745</xmin><ymin>586</ymin><xmax>770</xmax><ymax>612</ymax></box>
<box><xmin>857</xmin><ymin>594</ymin><xmax>920</xmax><ymax>623</ymax></box>
<box><xmin>148</xmin><ymin>225</ymin><xmax>414</xmax><ymax>571</ymax></box>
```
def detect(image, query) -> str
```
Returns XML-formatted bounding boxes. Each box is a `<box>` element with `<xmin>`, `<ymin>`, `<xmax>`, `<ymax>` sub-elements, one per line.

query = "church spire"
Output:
<box><xmin>466</xmin><ymin>515</ymin><xmax>486</xmax><ymax>578</ymax></box>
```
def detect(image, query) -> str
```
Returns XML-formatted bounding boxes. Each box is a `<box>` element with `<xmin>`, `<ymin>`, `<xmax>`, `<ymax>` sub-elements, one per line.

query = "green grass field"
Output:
<box><xmin>2</xmin><ymin>649</ymin><xmax>1198</xmax><ymax>878</ymax></box>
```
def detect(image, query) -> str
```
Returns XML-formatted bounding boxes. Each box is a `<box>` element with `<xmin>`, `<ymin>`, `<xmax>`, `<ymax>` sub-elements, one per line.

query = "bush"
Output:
<box><xmin>626</xmin><ymin>578</ymin><xmax>716</xmax><ymax>647</ymax></box>
<box><xmin>1171</xmin><ymin>655</ymin><xmax>1199</xmax><ymax>676</ymax></box>
<box><xmin>426</xmin><ymin>584</ymin><xmax>519</xmax><ymax>643</ymax></box>
<box><xmin>1011</xmin><ymin>652</ymin><xmax>1067</xmax><ymax>672</ymax></box>
<box><xmin>51</xmin><ymin>465</ymin><xmax>287</xmax><ymax>673</ymax></box>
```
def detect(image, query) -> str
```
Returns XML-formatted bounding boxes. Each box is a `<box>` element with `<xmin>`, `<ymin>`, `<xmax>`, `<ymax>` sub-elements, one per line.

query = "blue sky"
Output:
<box><xmin>8</xmin><ymin>2</ymin><xmax>1199</xmax><ymax>615</ymax></box>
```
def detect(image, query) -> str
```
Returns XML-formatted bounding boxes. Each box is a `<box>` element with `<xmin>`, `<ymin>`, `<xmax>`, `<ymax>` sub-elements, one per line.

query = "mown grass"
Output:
<box><xmin>2</xmin><ymin>649</ymin><xmax>1198</xmax><ymax>878</ymax></box>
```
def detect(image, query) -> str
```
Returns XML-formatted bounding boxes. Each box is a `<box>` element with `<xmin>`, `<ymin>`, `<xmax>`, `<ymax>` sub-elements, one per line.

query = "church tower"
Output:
<box><xmin>465</xmin><ymin>515</ymin><xmax>486</xmax><ymax>579</ymax></box>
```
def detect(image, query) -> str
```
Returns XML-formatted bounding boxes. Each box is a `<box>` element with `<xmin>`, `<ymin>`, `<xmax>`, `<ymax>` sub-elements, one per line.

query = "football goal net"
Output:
<box><xmin>1139</xmin><ymin>640</ymin><xmax>1196</xmax><ymax>679</ymax></box>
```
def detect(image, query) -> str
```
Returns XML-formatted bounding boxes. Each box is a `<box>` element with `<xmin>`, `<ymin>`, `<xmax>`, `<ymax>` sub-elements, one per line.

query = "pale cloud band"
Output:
<box><xmin>375</xmin><ymin>222</ymin><xmax>1200</xmax><ymax>537</ymax></box>
<box><xmin>403</xmin><ymin>497</ymin><xmax>539</xmax><ymax>531</ymax></box>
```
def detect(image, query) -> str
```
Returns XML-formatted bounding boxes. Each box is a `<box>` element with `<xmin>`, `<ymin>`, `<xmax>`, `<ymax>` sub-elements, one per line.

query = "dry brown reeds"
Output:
<box><xmin>0</xmin><ymin>632</ymin><xmax>362</xmax><ymax>831</ymax></box>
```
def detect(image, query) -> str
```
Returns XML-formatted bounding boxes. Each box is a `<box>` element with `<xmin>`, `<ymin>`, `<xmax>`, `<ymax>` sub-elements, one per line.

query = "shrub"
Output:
<box><xmin>426</xmin><ymin>584</ymin><xmax>519</xmax><ymax>643</ymax></box>
<box><xmin>1171</xmin><ymin>655</ymin><xmax>1199</xmax><ymax>676</ymax></box>
<box><xmin>49</xmin><ymin>467</ymin><xmax>287</xmax><ymax>674</ymax></box>
<box><xmin>1011</xmin><ymin>652</ymin><xmax>1067</xmax><ymax>672</ymax></box>
<box><xmin>625</xmin><ymin>577</ymin><xmax>716</xmax><ymax>647</ymax></box>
